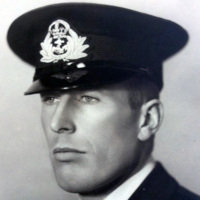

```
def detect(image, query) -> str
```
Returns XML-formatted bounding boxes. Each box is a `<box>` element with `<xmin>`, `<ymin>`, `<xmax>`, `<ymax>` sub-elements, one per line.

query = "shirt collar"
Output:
<box><xmin>104</xmin><ymin>157</ymin><xmax>156</xmax><ymax>200</ymax></box>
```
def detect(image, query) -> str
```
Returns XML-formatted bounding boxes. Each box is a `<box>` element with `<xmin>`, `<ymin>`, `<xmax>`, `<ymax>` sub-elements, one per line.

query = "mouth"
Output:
<box><xmin>53</xmin><ymin>147</ymin><xmax>86</xmax><ymax>162</ymax></box>
<box><xmin>53</xmin><ymin>147</ymin><xmax>86</xmax><ymax>154</ymax></box>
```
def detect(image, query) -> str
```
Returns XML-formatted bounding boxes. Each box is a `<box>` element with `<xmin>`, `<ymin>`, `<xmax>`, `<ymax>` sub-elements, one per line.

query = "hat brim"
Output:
<box><xmin>24</xmin><ymin>67</ymin><xmax>150</xmax><ymax>95</ymax></box>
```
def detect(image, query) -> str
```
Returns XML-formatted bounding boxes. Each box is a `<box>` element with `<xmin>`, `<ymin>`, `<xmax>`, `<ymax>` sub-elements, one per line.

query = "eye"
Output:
<box><xmin>41</xmin><ymin>95</ymin><xmax>60</xmax><ymax>105</ymax></box>
<box><xmin>80</xmin><ymin>95</ymin><xmax>99</xmax><ymax>104</ymax></box>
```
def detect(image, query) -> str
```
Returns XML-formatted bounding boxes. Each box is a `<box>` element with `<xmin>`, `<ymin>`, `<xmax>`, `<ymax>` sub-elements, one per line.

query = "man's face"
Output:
<box><xmin>41</xmin><ymin>85</ymin><xmax>142</xmax><ymax>193</ymax></box>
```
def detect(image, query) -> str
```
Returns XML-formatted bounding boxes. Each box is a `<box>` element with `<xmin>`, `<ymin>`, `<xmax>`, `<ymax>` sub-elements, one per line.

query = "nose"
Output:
<box><xmin>50</xmin><ymin>96</ymin><xmax>76</xmax><ymax>134</ymax></box>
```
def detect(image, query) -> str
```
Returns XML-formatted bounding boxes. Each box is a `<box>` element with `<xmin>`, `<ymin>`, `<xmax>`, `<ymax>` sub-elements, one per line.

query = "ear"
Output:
<box><xmin>138</xmin><ymin>99</ymin><xmax>163</xmax><ymax>141</ymax></box>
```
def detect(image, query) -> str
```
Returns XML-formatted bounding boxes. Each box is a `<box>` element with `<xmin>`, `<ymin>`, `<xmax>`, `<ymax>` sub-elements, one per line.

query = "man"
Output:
<box><xmin>7</xmin><ymin>3</ymin><xmax>200</xmax><ymax>200</ymax></box>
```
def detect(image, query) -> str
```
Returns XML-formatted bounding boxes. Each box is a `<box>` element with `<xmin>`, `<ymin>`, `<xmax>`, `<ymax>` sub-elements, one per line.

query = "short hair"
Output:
<box><xmin>116</xmin><ymin>75</ymin><xmax>160</xmax><ymax>109</ymax></box>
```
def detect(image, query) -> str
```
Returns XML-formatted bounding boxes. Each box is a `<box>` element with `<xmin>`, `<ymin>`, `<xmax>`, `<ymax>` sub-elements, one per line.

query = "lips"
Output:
<box><xmin>53</xmin><ymin>147</ymin><xmax>86</xmax><ymax>162</ymax></box>
<box><xmin>53</xmin><ymin>147</ymin><xmax>86</xmax><ymax>154</ymax></box>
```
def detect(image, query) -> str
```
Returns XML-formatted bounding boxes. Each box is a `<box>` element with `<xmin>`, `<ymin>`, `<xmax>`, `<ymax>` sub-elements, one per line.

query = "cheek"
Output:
<box><xmin>73</xmin><ymin>112</ymin><xmax>141</xmax><ymax>191</ymax></box>
<box><xmin>86</xmin><ymin>104</ymin><xmax>139</xmax><ymax>144</ymax></box>
<box><xmin>80</xmin><ymin>105</ymin><xmax>140</xmax><ymax>172</ymax></box>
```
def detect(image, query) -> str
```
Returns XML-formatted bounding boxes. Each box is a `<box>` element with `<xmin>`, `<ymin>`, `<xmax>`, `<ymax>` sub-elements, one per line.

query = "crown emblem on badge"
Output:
<box><xmin>40</xmin><ymin>19</ymin><xmax>89</xmax><ymax>63</ymax></box>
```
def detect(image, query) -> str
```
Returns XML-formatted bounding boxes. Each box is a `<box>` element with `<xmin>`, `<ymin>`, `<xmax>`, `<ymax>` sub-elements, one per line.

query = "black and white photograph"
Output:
<box><xmin>1</xmin><ymin>0</ymin><xmax>200</xmax><ymax>199</ymax></box>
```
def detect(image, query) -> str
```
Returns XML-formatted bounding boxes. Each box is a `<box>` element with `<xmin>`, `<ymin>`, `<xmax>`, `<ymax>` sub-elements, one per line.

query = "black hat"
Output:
<box><xmin>7</xmin><ymin>3</ymin><xmax>188</xmax><ymax>95</ymax></box>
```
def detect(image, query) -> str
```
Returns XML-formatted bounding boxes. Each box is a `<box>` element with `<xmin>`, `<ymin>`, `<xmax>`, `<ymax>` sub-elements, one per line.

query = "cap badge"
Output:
<box><xmin>40</xmin><ymin>19</ymin><xmax>89</xmax><ymax>63</ymax></box>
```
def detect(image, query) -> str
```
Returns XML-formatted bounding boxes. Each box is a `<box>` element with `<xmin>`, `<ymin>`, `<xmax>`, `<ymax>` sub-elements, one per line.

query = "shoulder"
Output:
<box><xmin>130</xmin><ymin>162</ymin><xmax>200</xmax><ymax>200</ymax></box>
<box><xmin>172</xmin><ymin>185</ymin><xmax>200</xmax><ymax>200</ymax></box>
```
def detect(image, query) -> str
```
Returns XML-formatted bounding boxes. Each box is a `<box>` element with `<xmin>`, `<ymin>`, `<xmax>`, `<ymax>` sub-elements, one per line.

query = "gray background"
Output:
<box><xmin>1</xmin><ymin>0</ymin><xmax>200</xmax><ymax>199</ymax></box>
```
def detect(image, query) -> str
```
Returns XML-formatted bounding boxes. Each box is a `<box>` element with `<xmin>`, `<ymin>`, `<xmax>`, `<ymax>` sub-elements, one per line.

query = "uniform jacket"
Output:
<box><xmin>129</xmin><ymin>162</ymin><xmax>200</xmax><ymax>200</ymax></box>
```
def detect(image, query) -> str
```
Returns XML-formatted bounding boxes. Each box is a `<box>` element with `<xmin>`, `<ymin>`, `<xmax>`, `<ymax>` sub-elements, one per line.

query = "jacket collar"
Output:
<box><xmin>129</xmin><ymin>162</ymin><xmax>178</xmax><ymax>200</ymax></box>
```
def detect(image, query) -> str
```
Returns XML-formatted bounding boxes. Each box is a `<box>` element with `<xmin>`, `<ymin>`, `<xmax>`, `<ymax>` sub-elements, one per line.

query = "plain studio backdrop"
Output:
<box><xmin>1</xmin><ymin>0</ymin><xmax>200</xmax><ymax>199</ymax></box>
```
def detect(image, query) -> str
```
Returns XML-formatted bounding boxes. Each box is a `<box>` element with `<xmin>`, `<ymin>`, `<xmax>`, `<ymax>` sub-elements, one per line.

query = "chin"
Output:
<box><xmin>53</xmin><ymin>167</ymin><xmax>96</xmax><ymax>193</ymax></box>
<box><xmin>57</xmin><ymin>182</ymin><xmax>81</xmax><ymax>193</ymax></box>
<box><xmin>55</xmin><ymin>177</ymin><xmax>99</xmax><ymax>194</ymax></box>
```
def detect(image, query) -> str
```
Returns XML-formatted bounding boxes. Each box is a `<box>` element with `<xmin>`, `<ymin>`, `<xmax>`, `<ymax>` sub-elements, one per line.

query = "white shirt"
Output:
<box><xmin>104</xmin><ymin>157</ymin><xmax>156</xmax><ymax>200</ymax></box>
